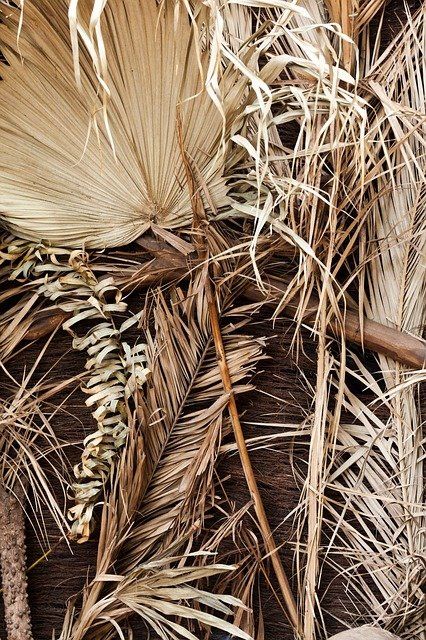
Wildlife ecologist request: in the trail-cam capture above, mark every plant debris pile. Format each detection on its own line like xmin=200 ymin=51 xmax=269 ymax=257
xmin=0 ymin=2 xmax=424 ymax=640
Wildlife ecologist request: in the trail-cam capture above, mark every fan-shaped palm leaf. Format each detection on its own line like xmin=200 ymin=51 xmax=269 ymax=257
xmin=0 ymin=0 xmax=249 ymax=247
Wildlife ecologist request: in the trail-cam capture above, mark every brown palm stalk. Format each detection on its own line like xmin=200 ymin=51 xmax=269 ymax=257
xmin=203 ymin=268 xmax=300 ymax=632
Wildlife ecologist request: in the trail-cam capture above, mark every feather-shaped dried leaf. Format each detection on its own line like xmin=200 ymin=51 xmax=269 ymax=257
xmin=60 ymin=274 xmax=265 ymax=639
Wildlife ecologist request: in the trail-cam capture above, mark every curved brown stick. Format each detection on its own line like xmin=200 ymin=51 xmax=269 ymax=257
xmin=23 ymin=246 xmax=426 ymax=369
xmin=245 ymin=275 xmax=426 ymax=369
xmin=0 ymin=484 xmax=33 ymax=640
xmin=342 ymin=313 xmax=426 ymax=370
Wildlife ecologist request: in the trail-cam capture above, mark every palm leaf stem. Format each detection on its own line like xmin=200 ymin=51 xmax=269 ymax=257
xmin=177 ymin=129 xmax=301 ymax=633
xmin=203 ymin=268 xmax=301 ymax=633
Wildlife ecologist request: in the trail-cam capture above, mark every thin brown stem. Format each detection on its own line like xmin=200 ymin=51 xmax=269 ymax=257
xmin=245 ymin=274 xmax=426 ymax=370
xmin=204 ymin=273 xmax=301 ymax=632
xmin=176 ymin=115 xmax=301 ymax=632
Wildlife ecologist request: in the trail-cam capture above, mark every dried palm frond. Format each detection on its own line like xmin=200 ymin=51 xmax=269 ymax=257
xmin=59 ymin=273 xmax=265 ymax=639
xmin=0 ymin=358 xmax=75 ymax=539
xmin=198 ymin=495 xmax=268 ymax=640
xmin=222 ymin=17 xmax=368 ymax=628
xmin=324 ymin=1 xmax=390 ymax=69
xmin=0 ymin=2 xmax=423 ymax=639
xmin=1 ymin=241 xmax=150 ymax=540
xmin=220 ymin=2 xmax=423 ymax=638
xmin=225 ymin=21 xmax=368 ymax=630
xmin=0 ymin=236 xmax=55 ymax=361
xmin=178 ymin=119 xmax=300 ymax=628
xmin=0 ymin=0 xmax=252 ymax=247
xmin=237 ymin=5 xmax=366 ymax=636
xmin=319 ymin=5 xmax=426 ymax=640
xmin=39 ymin=250 xmax=150 ymax=540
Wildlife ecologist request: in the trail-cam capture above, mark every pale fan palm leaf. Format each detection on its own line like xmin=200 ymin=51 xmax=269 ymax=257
xmin=0 ymin=0 xmax=250 ymax=247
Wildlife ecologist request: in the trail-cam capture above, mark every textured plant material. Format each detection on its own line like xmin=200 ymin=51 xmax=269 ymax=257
xmin=0 ymin=485 xmax=33 ymax=640
xmin=59 ymin=273 xmax=264 ymax=639
xmin=318 ymin=8 xmax=426 ymax=639
xmin=0 ymin=2 xmax=424 ymax=639
xmin=178 ymin=118 xmax=300 ymax=631
xmin=0 ymin=1 xmax=251 ymax=246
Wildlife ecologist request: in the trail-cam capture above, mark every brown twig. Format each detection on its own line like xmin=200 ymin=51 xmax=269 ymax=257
xmin=244 ymin=274 xmax=426 ymax=369
xmin=203 ymin=273 xmax=301 ymax=631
